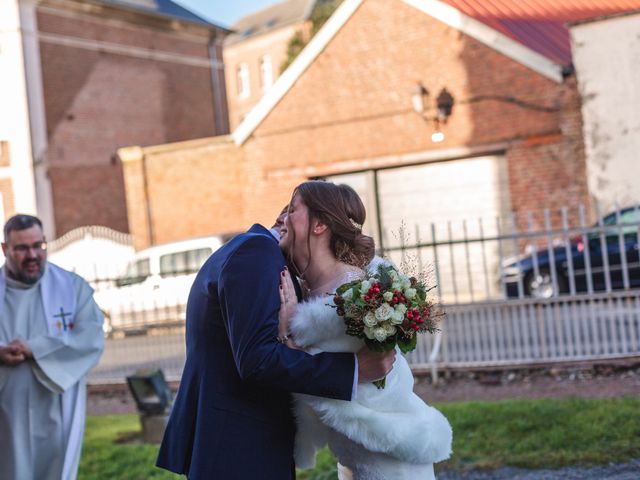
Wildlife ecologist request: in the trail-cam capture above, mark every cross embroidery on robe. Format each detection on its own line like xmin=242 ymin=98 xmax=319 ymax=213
xmin=53 ymin=307 xmax=74 ymax=331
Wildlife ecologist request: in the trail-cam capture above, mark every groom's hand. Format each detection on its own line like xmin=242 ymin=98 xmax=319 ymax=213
xmin=356 ymin=348 xmax=396 ymax=383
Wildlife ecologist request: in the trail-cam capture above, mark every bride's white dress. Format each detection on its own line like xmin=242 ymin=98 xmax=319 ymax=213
xmin=289 ymin=261 xmax=452 ymax=480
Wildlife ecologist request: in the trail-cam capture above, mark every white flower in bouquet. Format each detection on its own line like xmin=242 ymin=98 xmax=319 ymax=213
xmin=375 ymin=303 xmax=394 ymax=321
xmin=383 ymin=291 xmax=394 ymax=302
xmin=373 ymin=327 xmax=388 ymax=342
xmin=390 ymin=310 xmax=404 ymax=325
xmin=364 ymin=326 xmax=376 ymax=339
xmin=342 ymin=289 xmax=354 ymax=300
xmin=395 ymin=303 xmax=407 ymax=314
xmin=404 ymin=288 xmax=417 ymax=299
xmin=383 ymin=323 xmax=397 ymax=335
xmin=363 ymin=311 xmax=378 ymax=327
xmin=401 ymin=278 xmax=412 ymax=290
xmin=361 ymin=280 xmax=371 ymax=291
xmin=392 ymin=281 xmax=402 ymax=290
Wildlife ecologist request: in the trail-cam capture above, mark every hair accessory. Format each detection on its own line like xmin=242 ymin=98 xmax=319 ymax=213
xmin=349 ymin=218 xmax=362 ymax=231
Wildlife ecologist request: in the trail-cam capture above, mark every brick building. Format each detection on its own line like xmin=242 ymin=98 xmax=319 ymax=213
xmin=119 ymin=0 xmax=640 ymax=251
xmin=0 ymin=0 xmax=230 ymax=238
xmin=224 ymin=0 xmax=317 ymax=130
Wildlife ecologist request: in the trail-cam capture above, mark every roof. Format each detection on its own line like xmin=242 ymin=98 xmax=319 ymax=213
xmin=440 ymin=0 xmax=640 ymax=66
xmin=232 ymin=0 xmax=640 ymax=145
xmin=225 ymin=0 xmax=316 ymax=46
xmin=568 ymin=8 xmax=640 ymax=26
xmin=101 ymin=0 xmax=230 ymax=30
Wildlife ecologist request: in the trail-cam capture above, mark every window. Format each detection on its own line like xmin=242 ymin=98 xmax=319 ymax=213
xmin=237 ymin=63 xmax=250 ymax=98
xmin=117 ymin=258 xmax=150 ymax=286
xmin=160 ymin=248 xmax=212 ymax=277
xmin=260 ymin=55 xmax=273 ymax=91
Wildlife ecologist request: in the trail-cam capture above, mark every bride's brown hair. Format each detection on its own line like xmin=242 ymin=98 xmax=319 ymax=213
xmin=289 ymin=180 xmax=375 ymax=273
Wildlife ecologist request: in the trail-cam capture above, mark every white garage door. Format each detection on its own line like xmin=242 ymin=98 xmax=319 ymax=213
xmin=328 ymin=155 xmax=511 ymax=303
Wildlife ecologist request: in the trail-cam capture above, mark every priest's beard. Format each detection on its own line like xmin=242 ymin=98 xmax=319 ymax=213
xmin=7 ymin=259 xmax=44 ymax=285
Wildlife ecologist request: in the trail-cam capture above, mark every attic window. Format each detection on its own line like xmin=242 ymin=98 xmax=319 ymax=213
xmin=241 ymin=26 xmax=256 ymax=37
xmin=265 ymin=18 xmax=277 ymax=28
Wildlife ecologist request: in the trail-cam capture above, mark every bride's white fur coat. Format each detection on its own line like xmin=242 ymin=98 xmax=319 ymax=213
xmin=289 ymin=259 xmax=453 ymax=469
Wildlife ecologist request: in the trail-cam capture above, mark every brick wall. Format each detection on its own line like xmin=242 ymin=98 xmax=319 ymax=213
xmin=224 ymin=22 xmax=307 ymax=130
xmin=37 ymin=4 xmax=224 ymax=235
xmin=120 ymin=137 xmax=246 ymax=250
xmin=121 ymin=0 xmax=590 ymax=247
xmin=0 ymin=178 xmax=15 ymax=221
xmin=240 ymin=0 xmax=589 ymax=225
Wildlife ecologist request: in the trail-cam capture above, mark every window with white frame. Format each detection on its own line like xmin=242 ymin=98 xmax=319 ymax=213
xmin=260 ymin=54 xmax=273 ymax=91
xmin=236 ymin=63 xmax=250 ymax=98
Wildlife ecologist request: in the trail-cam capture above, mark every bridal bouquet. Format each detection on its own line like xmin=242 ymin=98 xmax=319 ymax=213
xmin=333 ymin=263 xmax=441 ymax=388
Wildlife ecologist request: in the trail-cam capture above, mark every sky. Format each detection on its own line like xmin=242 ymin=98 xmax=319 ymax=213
xmin=175 ymin=0 xmax=282 ymax=27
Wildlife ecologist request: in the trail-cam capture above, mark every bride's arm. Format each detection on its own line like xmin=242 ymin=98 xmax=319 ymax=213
xmin=278 ymin=268 xmax=302 ymax=350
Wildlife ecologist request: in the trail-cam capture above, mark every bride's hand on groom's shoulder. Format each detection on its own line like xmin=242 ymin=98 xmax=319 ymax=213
xmin=356 ymin=348 xmax=396 ymax=384
xmin=278 ymin=268 xmax=300 ymax=349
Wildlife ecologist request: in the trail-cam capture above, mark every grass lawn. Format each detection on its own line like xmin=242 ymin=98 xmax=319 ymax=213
xmin=79 ymin=396 xmax=640 ymax=479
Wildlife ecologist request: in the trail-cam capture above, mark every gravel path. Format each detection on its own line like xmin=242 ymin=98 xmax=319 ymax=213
xmin=437 ymin=458 xmax=640 ymax=479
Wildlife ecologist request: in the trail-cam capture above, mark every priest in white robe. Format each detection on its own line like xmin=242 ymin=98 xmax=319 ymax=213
xmin=0 ymin=214 xmax=104 ymax=480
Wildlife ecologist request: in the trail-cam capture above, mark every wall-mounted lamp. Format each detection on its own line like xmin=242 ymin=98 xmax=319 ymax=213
xmin=411 ymin=83 xmax=455 ymax=142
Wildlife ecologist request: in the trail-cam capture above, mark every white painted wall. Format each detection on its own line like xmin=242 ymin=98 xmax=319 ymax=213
xmin=571 ymin=13 xmax=640 ymax=210
xmin=0 ymin=0 xmax=54 ymax=237
xmin=47 ymin=228 xmax=135 ymax=280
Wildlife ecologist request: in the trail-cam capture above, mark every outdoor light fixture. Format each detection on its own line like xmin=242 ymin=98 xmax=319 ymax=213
xmin=411 ymin=83 xmax=455 ymax=142
xmin=431 ymin=131 xmax=445 ymax=143
xmin=411 ymin=83 xmax=429 ymax=114
xmin=435 ymin=88 xmax=454 ymax=123
xmin=126 ymin=369 xmax=173 ymax=416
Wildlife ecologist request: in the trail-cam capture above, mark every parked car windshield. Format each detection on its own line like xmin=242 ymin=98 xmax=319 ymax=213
xmin=116 ymin=258 xmax=151 ymax=286
xmin=601 ymin=208 xmax=640 ymax=226
xmin=159 ymin=247 xmax=212 ymax=277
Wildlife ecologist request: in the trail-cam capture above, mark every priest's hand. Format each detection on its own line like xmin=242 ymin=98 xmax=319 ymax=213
xmin=9 ymin=339 xmax=33 ymax=360
xmin=0 ymin=344 xmax=26 ymax=366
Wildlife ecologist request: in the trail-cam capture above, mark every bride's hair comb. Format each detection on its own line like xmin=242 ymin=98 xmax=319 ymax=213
xmin=349 ymin=218 xmax=362 ymax=231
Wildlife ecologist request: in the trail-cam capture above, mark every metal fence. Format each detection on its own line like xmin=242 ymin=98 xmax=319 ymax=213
xmin=383 ymin=203 xmax=640 ymax=375
xmin=87 ymin=203 xmax=640 ymax=384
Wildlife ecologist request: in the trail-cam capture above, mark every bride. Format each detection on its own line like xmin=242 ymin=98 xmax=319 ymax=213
xmin=277 ymin=180 xmax=452 ymax=480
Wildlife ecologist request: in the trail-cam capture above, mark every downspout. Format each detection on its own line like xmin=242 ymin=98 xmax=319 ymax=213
xmin=208 ymin=32 xmax=230 ymax=135
xmin=141 ymin=152 xmax=155 ymax=246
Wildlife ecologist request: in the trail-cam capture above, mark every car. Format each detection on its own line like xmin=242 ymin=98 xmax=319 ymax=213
xmin=502 ymin=207 xmax=640 ymax=298
xmin=94 ymin=235 xmax=223 ymax=334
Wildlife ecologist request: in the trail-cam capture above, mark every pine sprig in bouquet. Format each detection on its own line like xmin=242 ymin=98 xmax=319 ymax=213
xmin=333 ymin=263 xmax=442 ymax=388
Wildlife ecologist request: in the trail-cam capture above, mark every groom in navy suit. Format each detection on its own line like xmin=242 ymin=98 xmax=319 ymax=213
xmin=157 ymin=222 xmax=395 ymax=479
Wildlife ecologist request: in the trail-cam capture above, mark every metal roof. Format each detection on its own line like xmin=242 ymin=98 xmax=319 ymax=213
xmin=441 ymin=0 xmax=640 ymax=66
xmin=102 ymin=0 xmax=229 ymax=31
xmin=225 ymin=0 xmax=316 ymax=46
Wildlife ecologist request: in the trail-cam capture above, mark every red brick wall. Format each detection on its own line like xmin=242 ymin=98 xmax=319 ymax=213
xmin=37 ymin=6 xmax=223 ymax=235
xmin=120 ymin=138 xmax=247 ymax=250
xmin=0 ymin=179 xmax=16 ymax=220
xmin=122 ymin=0 xmax=590 ymax=246
xmin=238 ymin=0 xmax=589 ymax=226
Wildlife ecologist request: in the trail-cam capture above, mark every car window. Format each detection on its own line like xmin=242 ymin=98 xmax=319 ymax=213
xmin=116 ymin=258 xmax=150 ymax=286
xmin=618 ymin=209 xmax=640 ymax=225
xmin=160 ymin=248 xmax=212 ymax=277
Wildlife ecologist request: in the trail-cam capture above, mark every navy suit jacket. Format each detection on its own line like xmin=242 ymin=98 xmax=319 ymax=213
xmin=157 ymin=224 xmax=355 ymax=479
